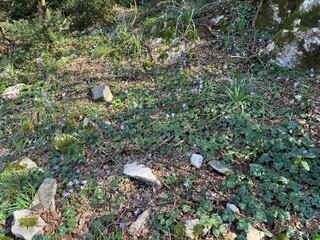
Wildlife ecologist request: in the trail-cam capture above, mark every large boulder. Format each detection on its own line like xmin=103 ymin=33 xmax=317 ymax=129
xmin=258 ymin=0 xmax=320 ymax=69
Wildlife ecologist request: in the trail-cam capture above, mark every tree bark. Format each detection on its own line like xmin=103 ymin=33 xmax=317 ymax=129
xmin=38 ymin=0 xmax=49 ymax=24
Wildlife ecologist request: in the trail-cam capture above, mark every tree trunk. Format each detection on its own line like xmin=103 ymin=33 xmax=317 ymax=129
xmin=38 ymin=0 xmax=49 ymax=24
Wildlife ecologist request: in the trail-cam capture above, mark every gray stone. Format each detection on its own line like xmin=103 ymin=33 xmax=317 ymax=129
xmin=19 ymin=157 xmax=38 ymax=169
xmin=247 ymin=224 xmax=265 ymax=240
xmin=11 ymin=209 xmax=46 ymax=240
xmin=124 ymin=161 xmax=161 ymax=186
xmin=30 ymin=178 xmax=57 ymax=211
xmin=190 ymin=154 xmax=204 ymax=168
xmin=1 ymin=84 xmax=26 ymax=100
xmin=226 ymin=203 xmax=240 ymax=214
xmin=257 ymin=0 xmax=320 ymax=69
xmin=208 ymin=160 xmax=234 ymax=175
xmin=91 ymin=84 xmax=113 ymax=102
xmin=185 ymin=219 xmax=201 ymax=240
xmin=83 ymin=117 xmax=98 ymax=130
xmin=128 ymin=209 xmax=151 ymax=236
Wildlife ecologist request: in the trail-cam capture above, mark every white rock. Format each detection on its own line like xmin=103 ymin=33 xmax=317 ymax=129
xmin=124 ymin=161 xmax=161 ymax=186
xmin=30 ymin=178 xmax=57 ymax=211
xmin=91 ymin=84 xmax=113 ymax=102
xmin=247 ymin=224 xmax=265 ymax=240
xmin=208 ymin=160 xmax=234 ymax=175
xmin=19 ymin=157 xmax=38 ymax=169
xmin=128 ymin=209 xmax=151 ymax=236
xmin=190 ymin=154 xmax=204 ymax=168
xmin=185 ymin=219 xmax=201 ymax=240
xmin=226 ymin=203 xmax=240 ymax=214
xmin=1 ymin=84 xmax=25 ymax=99
xmin=11 ymin=210 xmax=46 ymax=240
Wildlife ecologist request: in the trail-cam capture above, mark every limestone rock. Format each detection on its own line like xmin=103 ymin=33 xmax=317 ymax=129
xmin=30 ymin=178 xmax=57 ymax=211
xmin=226 ymin=203 xmax=240 ymax=214
xmin=128 ymin=209 xmax=151 ymax=236
xmin=18 ymin=157 xmax=38 ymax=169
xmin=83 ymin=117 xmax=98 ymax=131
xmin=247 ymin=224 xmax=265 ymax=240
xmin=174 ymin=219 xmax=201 ymax=240
xmin=257 ymin=0 xmax=320 ymax=69
xmin=124 ymin=161 xmax=161 ymax=186
xmin=208 ymin=160 xmax=234 ymax=175
xmin=11 ymin=210 xmax=46 ymax=240
xmin=52 ymin=133 xmax=79 ymax=153
xmin=185 ymin=219 xmax=201 ymax=239
xmin=190 ymin=154 xmax=204 ymax=169
xmin=91 ymin=84 xmax=113 ymax=102
xmin=1 ymin=84 xmax=26 ymax=100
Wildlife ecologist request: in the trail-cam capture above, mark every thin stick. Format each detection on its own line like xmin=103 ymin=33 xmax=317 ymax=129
xmin=251 ymin=0 xmax=264 ymax=51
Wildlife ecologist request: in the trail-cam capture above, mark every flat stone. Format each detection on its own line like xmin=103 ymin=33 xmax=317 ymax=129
xmin=11 ymin=209 xmax=46 ymax=240
xmin=1 ymin=84 xmax=25 ymax=99
xmin=128 ymin=209 xmax=151 ymax=236
xmin=19 ymin=157 xmax=38 ymax=169
xmin=208 ymin=160 xmax=234 ymax=175
xmin=30 ymin=178 xmax=57 ymax=211
xmin=190 ymin=154 xmax=204 ymax=168
xmin=91 ymin=84 xmax=113 ymax=102
xmin=226 ymin=203 xmax=240 ymax=214
xmin=124 ymin=161 xmax=161 ymax=186
xmin=247 ymin=224 xmax=265 ymax=240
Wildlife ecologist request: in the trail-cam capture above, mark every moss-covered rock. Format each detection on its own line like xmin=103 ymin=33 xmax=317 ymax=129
xmin=52 ymin=133 xmax=80 ymax=154
xmin=173 ymin=219 xmax=202 ymax=240
xmin=259 ymin=0 xmax=320 ymax=69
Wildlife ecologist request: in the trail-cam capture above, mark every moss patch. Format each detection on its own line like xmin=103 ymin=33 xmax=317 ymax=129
xmin=19 ymin=217 xmax=38 ymax=228
xmin=53 ymin=133 xmax=80 ymax=154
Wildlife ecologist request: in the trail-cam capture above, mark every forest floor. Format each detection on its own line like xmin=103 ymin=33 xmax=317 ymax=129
xmin=0 ymin=1 xmax=320 ymax=239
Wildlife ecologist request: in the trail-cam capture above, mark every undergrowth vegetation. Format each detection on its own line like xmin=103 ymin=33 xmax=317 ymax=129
xmin=0 ymin=0 xmax=319 ymax=239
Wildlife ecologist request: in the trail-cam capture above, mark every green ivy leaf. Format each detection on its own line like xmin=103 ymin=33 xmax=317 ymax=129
xmin=300 ymin=161 xmax=310 ymax=171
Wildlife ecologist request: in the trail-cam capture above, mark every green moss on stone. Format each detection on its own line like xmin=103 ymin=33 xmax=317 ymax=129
xmin=19 ymin=217 xmax=38 ymax=228
xmin=173 ymin=222 xmax=187 ymax=239
xmin=282 ymin=5 xmax=320 ymax=31
xmin=0 ymin=236 xmax=14 ymax=240
xmin=53 ymin=133 xmax=80 ymax=154
xmin=192 ymin=224 xmax=202 ymax=239
xmin=2 ymin=161 xmax=25 ymax=174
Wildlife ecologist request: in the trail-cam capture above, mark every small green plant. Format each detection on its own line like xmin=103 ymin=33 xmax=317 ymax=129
xmin=131 ymin=32 xmax=143 ymax=56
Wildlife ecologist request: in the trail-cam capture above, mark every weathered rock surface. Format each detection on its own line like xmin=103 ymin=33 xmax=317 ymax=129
xmin=124 ymin=161 xmax=161 ymax=186
xmin=258 ymin=0 xmax=320 ymax=69
xmin=30 ymin=178 xmax=57 ymax=211
xmin=52 ymin=133 xmax=79 ymax=153
xmin=18 ymin=157 xmax=38 ymax=169
xmin=83 ymin=117 xmax=98 ymax=130
xmin=91 ymin=84 xmax=113 ymax=102
xmin=226 ymin=203 xmax=240 ymax=214
xmin=190 ymin=154 xmax=204 ymax=168
xmin=208 ymin=160 xmax=234 ymax=175
xmin=128 ymin=209 xmax=151 ymax=236
xmin=246 ymin=224 xmax=265 ymax=240
xmin=1 ymin=84 xmax=26 ymax=100
xmin=185 ymin=219 xmax=201 ymax=240
xmin=11 ymin=210 xmax=46 ymax=240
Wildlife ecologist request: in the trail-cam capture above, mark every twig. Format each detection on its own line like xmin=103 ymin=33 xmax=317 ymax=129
xmin=149 ymin=135 xmax=174 ymax=153
xmin=230 ymin=54 xmax=266 ymax=68
xmin=251 ymin=0 xmax=264 ymax=51
xmin=0 ymin=25 xmax=12 ymax=43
